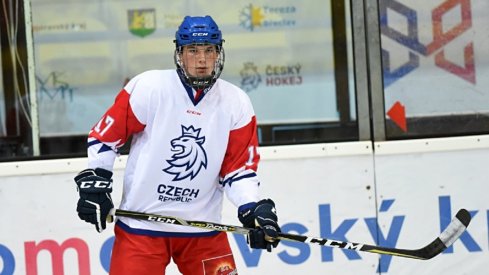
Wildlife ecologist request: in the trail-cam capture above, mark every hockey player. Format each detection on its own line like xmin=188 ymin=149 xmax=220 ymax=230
xmin=74 ymin=15 xmax=280 ymax=274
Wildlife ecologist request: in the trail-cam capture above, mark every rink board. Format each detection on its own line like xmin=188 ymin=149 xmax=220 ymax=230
xmin=0 ymin=137 xmax=488 ymax=274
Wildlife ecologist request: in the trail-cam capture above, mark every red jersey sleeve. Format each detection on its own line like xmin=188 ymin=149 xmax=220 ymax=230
xmin=219 ymin=116 xmax=260 ymax=178
xmin=88 ymin=89 xmax=146 ymax=150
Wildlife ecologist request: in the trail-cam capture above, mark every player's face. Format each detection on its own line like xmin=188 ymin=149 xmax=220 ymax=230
xmin=180 ymin=44 xmax=218 ymax=77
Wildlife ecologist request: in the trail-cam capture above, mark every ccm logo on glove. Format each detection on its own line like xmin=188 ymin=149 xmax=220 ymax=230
xmin=79 ymin=180 xmax=113 ymax=189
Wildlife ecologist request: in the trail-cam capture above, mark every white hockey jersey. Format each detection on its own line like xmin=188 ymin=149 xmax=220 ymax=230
xmin=87 ymin=70 xmax=260 ymax=235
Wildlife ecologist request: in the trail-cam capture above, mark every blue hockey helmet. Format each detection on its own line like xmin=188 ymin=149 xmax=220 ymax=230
xmin=174 ymin=15 xmax=225 ymax=90
xmin=175 ymin=15 xmax=223 ymax=47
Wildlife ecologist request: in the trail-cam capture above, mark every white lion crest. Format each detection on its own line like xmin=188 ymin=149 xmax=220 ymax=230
xmin=163 ymin=125 xmax=207 ymax=181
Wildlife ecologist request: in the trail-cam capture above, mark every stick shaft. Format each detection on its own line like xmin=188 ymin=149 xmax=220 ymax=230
xmin=112 ymin=208 xmax=470 ymax=260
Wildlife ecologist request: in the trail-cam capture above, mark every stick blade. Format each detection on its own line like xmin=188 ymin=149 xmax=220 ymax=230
xmin=363 ymin=208 xmax=472 ymax=260
xmin=419 ymin=208 xmax=471 ymax=260
xmin=455 ymin=208 xmax=471 ymax=227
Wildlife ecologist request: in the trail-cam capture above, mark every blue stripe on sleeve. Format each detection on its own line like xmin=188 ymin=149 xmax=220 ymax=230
xmin=220 ymin=172 xmax=257 ymax=187
xmin=98 ymin=144 xmax=113 ymax=153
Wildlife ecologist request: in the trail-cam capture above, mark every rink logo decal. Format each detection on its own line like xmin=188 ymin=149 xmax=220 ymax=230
xmin=380 ymin=0 xmax=475 ymax=87
xmin=127 ymin=9 xmax=156 ymax=38
xmin=37 ymin=72 xmax=76 ymax=101
xmin=240 ymin=62 xmax=303 ymax=92
xmin=33 ymin=22 xmax=86 ymax=33
xmin=240 ymin=62 xmax=262 ymax=92
xmin=239 ymin=4 xmax=297 ymax=31
xmin=163 ymin=125 xmax=208 ymax=181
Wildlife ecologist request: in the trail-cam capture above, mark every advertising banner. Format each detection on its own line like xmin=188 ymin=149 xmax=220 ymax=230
xmin=380 ymin=0 xmax=489 ymax=117
xmin=1 ymin=139 xmax=488 ymax=274
xmin=373 ymin=139 xmax=489 ymax=274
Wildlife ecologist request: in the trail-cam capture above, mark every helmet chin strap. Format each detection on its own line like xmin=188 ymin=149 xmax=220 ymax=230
xmin=187 ymin=74 xmax=215 ymax=90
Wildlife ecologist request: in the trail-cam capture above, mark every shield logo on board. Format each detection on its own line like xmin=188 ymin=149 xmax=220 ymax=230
xmin=127 ymin=9 xmax=156 ymax=38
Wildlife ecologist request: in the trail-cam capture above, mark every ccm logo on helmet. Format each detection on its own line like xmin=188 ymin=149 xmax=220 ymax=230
xmin=192 ymin=32 xmax=208 ymax=36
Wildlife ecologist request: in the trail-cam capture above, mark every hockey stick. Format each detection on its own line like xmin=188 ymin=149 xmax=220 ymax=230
xmin=110 ymin=208 xmax=471 ymax=260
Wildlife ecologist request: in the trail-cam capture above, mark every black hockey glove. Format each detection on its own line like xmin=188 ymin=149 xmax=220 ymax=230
xmin=238 ymin=199 xmax=281 ymax=252
xmin=74 ymin=168 xmax=114 ymax=233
